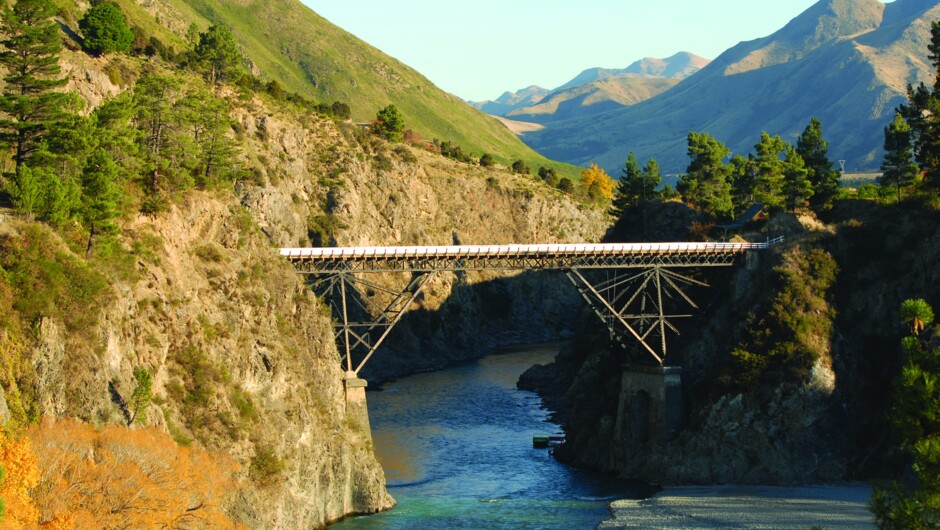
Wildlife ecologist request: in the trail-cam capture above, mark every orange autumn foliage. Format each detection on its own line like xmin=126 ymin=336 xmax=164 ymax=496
xmin=580 ymin=163 xmax=615 ymax=200
xmin=26 ymin=418 xmax=245 ymax=530
xmin=0 ymin=429 xmax=40 ymax=529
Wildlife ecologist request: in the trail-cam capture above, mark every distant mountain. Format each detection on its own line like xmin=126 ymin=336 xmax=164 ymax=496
xmin=520 ymin=0 xmax=940 ymax=173
xmin=505 ymin=77 xmax=681 ymax=124
xmin=469 ymin=85 xmax=550 ymax=116
xmin=554 ymin=52 xmax=709 ymax=91
xmin=471 ymin=52 xmax=707 ymax=119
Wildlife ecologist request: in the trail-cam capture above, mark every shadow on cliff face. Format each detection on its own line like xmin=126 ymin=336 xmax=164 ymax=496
xmin=353 ymin=268 xmax=583 ymax=383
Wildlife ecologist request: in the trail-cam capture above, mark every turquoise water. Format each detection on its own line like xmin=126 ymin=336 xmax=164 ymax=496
xmin=331 ymin=345 xmax=649 ymax=529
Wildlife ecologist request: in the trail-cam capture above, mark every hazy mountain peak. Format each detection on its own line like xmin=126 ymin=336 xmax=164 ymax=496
xmin=555 ymin=52 xmax=708 ymax=91
xmin=495 ymin=85 xmax=549 ymax=105
xmin=469 ymin=85 xmax=550 ymax=116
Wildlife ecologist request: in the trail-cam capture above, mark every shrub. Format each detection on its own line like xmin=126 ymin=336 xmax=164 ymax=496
xmin=722 ymin=247 xmax=839 ymax=392
xmin=249 ymin=445 xmax=284 ymax=486
xmin=479 ymin=153 xmax=495 ymax=167
xmin=27 ymin=418 xmax=242 ymax=528
xmin=372 ymin=104 xmax=404 ymax=142
xmin=79 ymin=2 xmax=134 ymax=56
xmin=393 ymin=145 xmax=417 ymax=164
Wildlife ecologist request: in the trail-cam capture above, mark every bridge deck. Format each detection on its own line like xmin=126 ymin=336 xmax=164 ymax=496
xmin=280 ymin=240 xmax=779 ymax=273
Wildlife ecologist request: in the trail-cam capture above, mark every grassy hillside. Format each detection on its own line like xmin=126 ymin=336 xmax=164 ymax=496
xmin=154 ymin=0 xmax=579 ymax=177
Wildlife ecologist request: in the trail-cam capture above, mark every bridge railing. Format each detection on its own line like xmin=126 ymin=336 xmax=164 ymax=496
xmin=280 ymin=240 xmax=775 ymax=262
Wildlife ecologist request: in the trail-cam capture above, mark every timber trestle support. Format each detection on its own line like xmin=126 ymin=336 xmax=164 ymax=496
xmin=283 ymin=239 xmax=783 ymax=372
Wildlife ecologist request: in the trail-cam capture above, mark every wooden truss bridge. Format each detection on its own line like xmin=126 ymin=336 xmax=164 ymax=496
xmin=280 ymin=239 xmax=782 ymax=375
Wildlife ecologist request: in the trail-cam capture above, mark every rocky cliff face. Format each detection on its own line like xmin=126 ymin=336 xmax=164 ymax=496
xmin=11 ymin=195 xmax=393 ymax=528
xmin=16 ymin=42 xmax=608 ymax=528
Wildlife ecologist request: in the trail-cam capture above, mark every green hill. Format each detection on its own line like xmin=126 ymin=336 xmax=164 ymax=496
xmin=140 ymin=0 xmax=577 ymax=176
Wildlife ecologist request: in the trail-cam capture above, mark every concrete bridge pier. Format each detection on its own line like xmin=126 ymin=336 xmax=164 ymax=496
xmin=344 ymin=371 xmax=373 ymax=442
xmin=615 ymin=365 xmax=684 ymax=444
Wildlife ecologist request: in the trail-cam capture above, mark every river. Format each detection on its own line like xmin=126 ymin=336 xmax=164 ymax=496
xmin=330 ymin=344 xmax=650 ymax=529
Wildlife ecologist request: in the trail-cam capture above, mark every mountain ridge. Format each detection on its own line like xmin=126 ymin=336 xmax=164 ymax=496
xmin=469 ymin=52 xmax=707 ymax=118
xmin=520 ymin=0 xmax=940 ymax=174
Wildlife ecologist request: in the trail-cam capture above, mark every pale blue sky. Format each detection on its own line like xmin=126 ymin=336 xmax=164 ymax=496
xmin=303 ymin=1 xmax=887 ymax=101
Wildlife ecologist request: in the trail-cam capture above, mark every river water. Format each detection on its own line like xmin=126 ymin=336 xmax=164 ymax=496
xmin=330 ymin=344 xmax=649 ymax=529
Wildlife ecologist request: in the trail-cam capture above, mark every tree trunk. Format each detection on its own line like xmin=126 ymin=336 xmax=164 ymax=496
xmin=85 ymin=225 xmax=95 ymax=259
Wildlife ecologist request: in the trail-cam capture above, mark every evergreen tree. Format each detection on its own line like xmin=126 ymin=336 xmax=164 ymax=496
xmin=642 ymin=158 xmax=662 ymax=201
xmin=178 ymin=87 xmax=238 ymax=186
xmin=79 ymin=2 xmax=134 ymax=56
xmin=871 ymin=299 xmax=940 ymax=528
xmin=781 ymin=145 xmax=813 ymax=211
xmin=898 ymin=22 xmax=940 ymax=190
xmin=611 ymin=152 xmax=643 ymax=216
xmin=9 ymin=163 xmax=78 ymax=223
xmin=729 ymin=153 xmax=755 ymax=218
xmin=193 ymin=24 xmax=242 ymax=86
xmin=796 ymin=117 xmax=840 ymax=210
xmin=752 ymin=131 xmax=787 ymax=209
xmin=372 ymin=104 xmax=405 ymax=143
xmin=537 ymin=165 xmax=557 ymax=185
xmin=79 ymin=149 xmax=121 ymax=256
xmin=880 ymin=112 xmax=919 ymax=202
xmin=679 ymin=131 xmax=732 ymax=220
xmin=133 ymin=73 xmax=193 ymax=204
xmin=0 ymin=0 xmax=72 ymax=172
xmin=612 ymin=152 xmax=662 ymax=217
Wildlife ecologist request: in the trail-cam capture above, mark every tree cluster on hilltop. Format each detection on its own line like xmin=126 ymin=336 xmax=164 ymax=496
xmin=607 ymin=116 xmax=839 ymax=223
xmin=0 ymin=0 xmax=358 ymax=256
xmin=879 ymin=21 xmax=940 ymax=202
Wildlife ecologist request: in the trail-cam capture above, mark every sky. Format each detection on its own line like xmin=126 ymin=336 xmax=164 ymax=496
xmin=302 ymin=0 xmax=840 ymax=101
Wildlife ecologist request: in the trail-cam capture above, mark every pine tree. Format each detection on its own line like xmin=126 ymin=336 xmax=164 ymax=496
xmin=178 ymin=87 xmax=239 ymax=186
xmin=642 ymin=158 xmax=661 ymax=201
xmin=0 ymin=0 xmax=72 ymax=172
xmin=679 ymin=131 xmax=732 ymax=220
xmin=193 ymin=24 xmax=243 ymax=86
xmin=796 ymin=117 xmax=840 ymax=211
xmin=729 ymin=153 xmax=755 ymax=218
xmin=133 ymin=73 xmax=185 ymax=197
xmin=898 ymin=22 xmax=940 ymax=190
xmin=880 ymin=112 xmax=919 ymax=202
xmin=373 ymin=104 xmax=405 ymax=142
xmin=752 ymin=131 xmax=787 ymax=209
xmin=871 ymin=300 xmax=940 ymax=528
xmin=80 ymin=148 xmax=121 ymax=256
xmin=611 ymin=152 xmax=643 ymax=216
xmin=781 ymin=145 xmax=813 ymax=211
